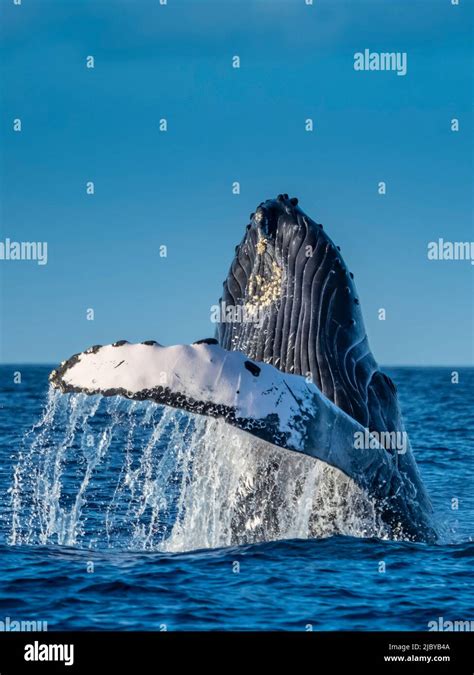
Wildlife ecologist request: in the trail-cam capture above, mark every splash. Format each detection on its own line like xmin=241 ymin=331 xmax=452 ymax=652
xmin=9 ymin=389 xmax=387 ymax=551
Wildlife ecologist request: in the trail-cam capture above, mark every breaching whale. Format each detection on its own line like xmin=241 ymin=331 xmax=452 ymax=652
xmin=49 ymin=195 xmax=436 ymax=543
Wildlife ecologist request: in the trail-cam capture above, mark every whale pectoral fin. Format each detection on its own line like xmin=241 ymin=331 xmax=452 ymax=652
xmin=49 ymin=340 xmax=382 ymax=475
xmin=49 ymin=340 xmax=435 ymax=542
xmin=49 ymin=341 xmax=317 ymax=451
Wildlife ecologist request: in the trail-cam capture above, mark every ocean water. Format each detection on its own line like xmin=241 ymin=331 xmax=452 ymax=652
xmin=0 ymin=365 xmax=472 ymax=631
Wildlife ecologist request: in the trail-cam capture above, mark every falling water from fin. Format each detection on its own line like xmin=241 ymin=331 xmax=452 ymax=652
xmin=9 ymin=388 xmax=388 ymax=551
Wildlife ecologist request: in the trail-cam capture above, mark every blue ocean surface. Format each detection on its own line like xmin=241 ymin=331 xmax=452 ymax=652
xmin=0 ymin=365 xmax=472 ymax=631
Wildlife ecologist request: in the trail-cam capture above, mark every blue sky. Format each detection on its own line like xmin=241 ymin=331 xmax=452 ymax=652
xmin=0 ymin=0 xmax=472 ymax=365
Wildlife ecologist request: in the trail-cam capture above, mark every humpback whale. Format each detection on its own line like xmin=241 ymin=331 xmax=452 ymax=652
xmin=49 ymin=195 xmax=436 ymax=543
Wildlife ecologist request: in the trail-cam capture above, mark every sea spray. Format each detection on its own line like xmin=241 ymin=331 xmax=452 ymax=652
xmin=10 ymin=389 xmax=388 ymax=550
